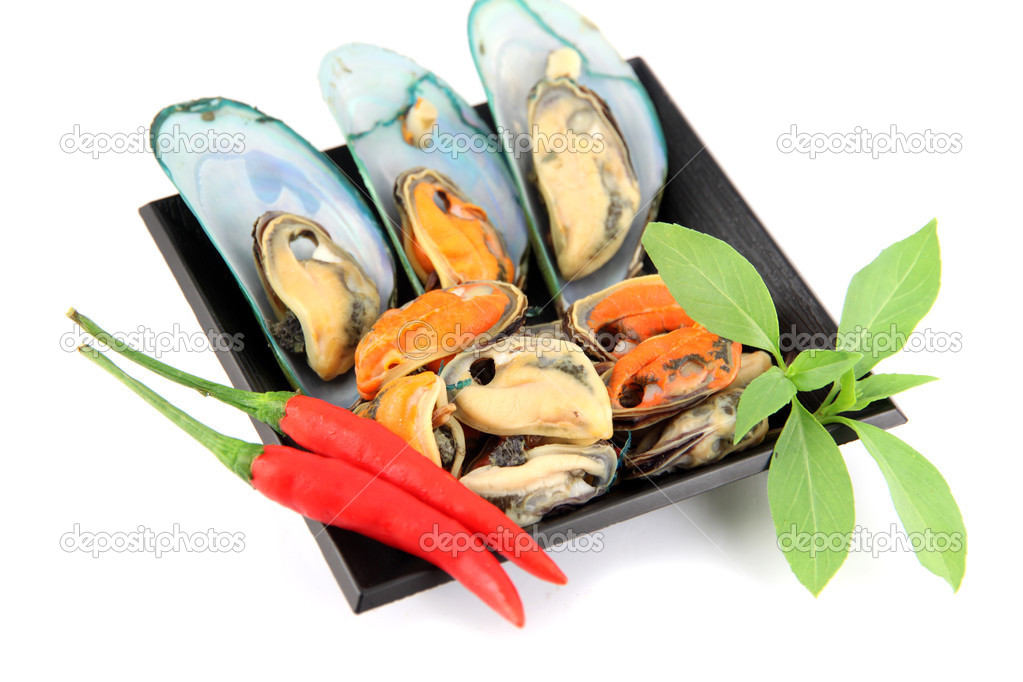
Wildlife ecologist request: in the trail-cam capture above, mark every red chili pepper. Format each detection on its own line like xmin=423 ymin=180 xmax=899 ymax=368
xmin=77 ymin=344 xmax=524 ymax=626
xmin=69 ymin=310 xmax=567 ymax=586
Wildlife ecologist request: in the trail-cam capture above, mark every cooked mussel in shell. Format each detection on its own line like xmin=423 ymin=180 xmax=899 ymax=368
xmin=606 ymin=326 xmax=741 ymax=430
xmin=354 ymin=372 xmax=466 ymax=477
xmin=621 ymin=350 xmax=774 ymax=477
xmin=394 ymin=167 xmax=514 ymax=288
xmin=622 ymin=387 xmax=768 ymax=478
xmin=565 ymin=274 xmax=696 ymax=360
xmin=252 ymin=212 xmax=381 ymax=382
xmin=459 ymin=439 xmax=618 ymax=525
xmin=528 ymin=48 xmax=641 ymax=281
xmin=354 ymin=280 xmax=527 ymax=400
xmin=440 ymin=335 xmax=613 ymax=444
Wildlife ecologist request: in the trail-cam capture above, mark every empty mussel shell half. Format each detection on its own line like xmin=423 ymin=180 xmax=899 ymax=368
xmin=440 ymin=334 xmax=613 ymax=443
xmin=150 ymin=97 xmax=396 ymax=408
xmin=458 ymin=439 xmax=618 ymax=525
xmin=469 ymin=0 xmax=667 ymax=310
xmin=354 ymin=280 xmax=527 ymax=400
xmin=319 ymin=43 xmax=530 ymax=292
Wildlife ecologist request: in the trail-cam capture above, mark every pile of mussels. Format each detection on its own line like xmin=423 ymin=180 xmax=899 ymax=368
xmin=150 ymin=0 xmax=769 ymax=525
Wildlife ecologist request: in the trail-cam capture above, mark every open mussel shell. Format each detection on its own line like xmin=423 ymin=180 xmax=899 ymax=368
xmin=621 ymin=350 xmax=774 ymax=477
xmin=458 ymin=439 xmax=618 ymax=525
xmin=394 ymin=168 xmax=514 ymax=288
xmin=565 ymin=274 xmax=697 ymax=361
xmin=354 ymin=280 xmax=527 ymax=400
xmin=469 ymin=0 xmax=667 ymax=311
xmin=319 ymin=43 xmax=530 ymax=292
xmin=440 ymin=334 xmax=613 ymax=443
xmin=151 ymin=98 xmax=396 ymax=408
xmin=605 ymin=327 xmax=742 ymax=430
xmin=623 ymin=387 xmax=769 ymax=478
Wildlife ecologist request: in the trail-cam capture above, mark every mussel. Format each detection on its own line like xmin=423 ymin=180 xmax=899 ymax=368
xmin=355 ymin=281 xmax=527 ymax=400
xmin=252 ymin=212 xmax=381 ymax=382
xmin=354 ymin=372 xmax=467 ymax=477
xmin=151 ymin=97 xmax=396 ymax=408
xmin=469 ymin=0 xmax=667 ymax=309
xmin=735 ymin=350 xmax=772 ymax=388
xmin=394 ymin=168 xmax=514 ymax=288
xmin=528 ymin=47 xmax=641 ymax=281
xmin=319 ymin=44 xmax=530 ymax=292
xmin=565 ymin=274 xmax=696 ymax=360
xmin=606 ymin=327 xmax=741 ymax=430
xmin=458 ymin=439 xmax=618 ymax=525
xmin=440 ymin=334 xmax=613 ymax=444
xmin=621 ymin=350 xmax=774 ymax=477
xmin=622 ymin=388 xmax=768 ymax=478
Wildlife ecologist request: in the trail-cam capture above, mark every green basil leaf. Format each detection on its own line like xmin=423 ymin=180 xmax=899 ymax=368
xmin=837 ymin=219 xmax=941 ymax=377
xmin=733 ymin=367 xmax=796 ymax=445
xmin=768 ymin=400 xmax=855 ymax=596
xmin=825 ymin=368 xmax=858 ymax=416
xmin=849 ymin=373 xmax=939 ymax=412
xmin=786 ymin=349 xmax=862 ymax=392
xmin=643 ymin=222 xmax=780 ymax=357
xmin=832 ymin=418 xmax=966 ymax=591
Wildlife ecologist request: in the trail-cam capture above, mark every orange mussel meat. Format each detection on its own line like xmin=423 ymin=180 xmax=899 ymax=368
xmin=395 ymin=168 xmax=514 ymax=289
xmin=355 ymin=371 xmax=466 ymax=477
xmin=354 ymin=281 xmax=526 ymax=400
xmin=566 ymin=275 xmax=695 ymax=360
xmin=606 ymin=326 xmax=741 ymax=427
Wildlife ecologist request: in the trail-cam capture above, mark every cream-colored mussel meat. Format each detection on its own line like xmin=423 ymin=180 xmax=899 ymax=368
xmin=528 ymin=47 xmax=641 ymax=281
xmin=253 ymin=212 xmax=381 ymax=381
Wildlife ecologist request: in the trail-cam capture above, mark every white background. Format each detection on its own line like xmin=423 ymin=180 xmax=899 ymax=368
xmin=5 ymin=0 xmax=1020 ymax=678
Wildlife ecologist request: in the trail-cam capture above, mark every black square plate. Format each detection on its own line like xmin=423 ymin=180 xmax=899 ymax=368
xmin=139 ymin=58 xmax=906 ymax=613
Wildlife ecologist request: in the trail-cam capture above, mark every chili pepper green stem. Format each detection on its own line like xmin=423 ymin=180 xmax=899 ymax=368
xmin=78 ymin=344 xmax=261 ymax=482
xmin=68 ymin=308 xmax=294 ymax=429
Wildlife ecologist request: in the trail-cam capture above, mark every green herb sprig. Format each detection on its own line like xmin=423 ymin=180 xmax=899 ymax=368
xmin=643 ymin=219 xmax=965 ymax=595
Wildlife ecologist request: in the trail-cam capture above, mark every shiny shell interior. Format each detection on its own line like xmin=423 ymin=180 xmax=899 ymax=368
xmin=469 ymin=0 xmax=667 ymax=311
xmin=319 ymin=43 xmax=530 ymax=292
xmin=151 ymin=97 xmax=396 ymax=408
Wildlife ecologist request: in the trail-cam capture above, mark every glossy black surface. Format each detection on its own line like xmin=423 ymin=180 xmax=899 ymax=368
xmin=139 ymin=58 xmax=906 ymax=613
